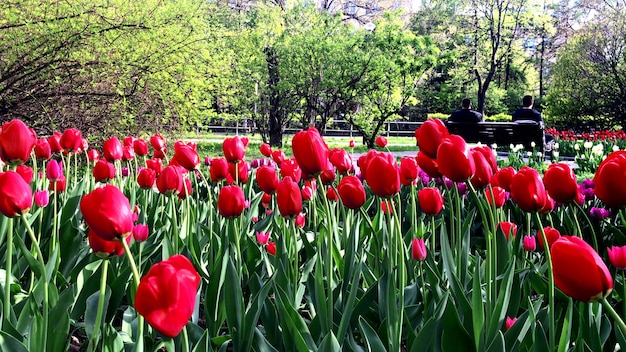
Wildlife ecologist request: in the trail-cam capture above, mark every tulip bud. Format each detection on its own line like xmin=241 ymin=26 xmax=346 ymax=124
xmin=375 ymin=136 xmax=388 ymax=148
xmin=0 ymin=119 xmax=37 ymax=165
xmin=34 ymin=190 xmax=50 ymax=207
xmin=217 ymin=185 xmax=245 ymax=218
xmin=411 ymin=238 xmax=427 ymax=261
xmin=256 ymin=232 xmax=270 ymax=245
xmin=498 ymin=221 xmax=517 ymax=240
xmin=523 ymin=236 xmax=536 ymax=252
xmin=505 ymin=316 xmax=517 ymax=330
xmin=79 ymin=184 xmax=133 ymax=240
xmin=132 ymin=224 xmax=149 ymax=242
xmin=266 ymin=242 xmax=277 ymax=256
xmin=607 ymin=246 xmax=626 ymax=270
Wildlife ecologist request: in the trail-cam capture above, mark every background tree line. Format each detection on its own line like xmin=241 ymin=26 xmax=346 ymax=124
xmin=0 ymin=0 xmax=624 ymax=146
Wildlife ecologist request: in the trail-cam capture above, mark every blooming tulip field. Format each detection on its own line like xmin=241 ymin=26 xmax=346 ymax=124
xmin=2 ymin=118 xmax=626 ymax=352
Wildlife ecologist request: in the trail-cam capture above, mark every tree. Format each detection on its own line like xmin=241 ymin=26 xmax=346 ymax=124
xmin=0 ymin=0 xmax=218 ymax=138
xmin=347 ymin=14 xmax=439 ymax=147
xmin=545 ymin=5 xmax=626 ymax=130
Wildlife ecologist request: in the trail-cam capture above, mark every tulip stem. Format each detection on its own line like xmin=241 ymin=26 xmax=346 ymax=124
xmin=3 ymin=218 xmax=13 ymax=330
xmin=573 ymin=201 xmax=597 ymax=251
xmin=20 ymin=214 xmax=48 ymax=352
xmin=535 ymin=212 xmax=555 ymax=352
xmin=121 ymin=238 xmax=144 ymax=352
xmin=88 ymin=259 xmax=109 ymax=352
xmin=601 ymin=297 xmax=626 ymax=337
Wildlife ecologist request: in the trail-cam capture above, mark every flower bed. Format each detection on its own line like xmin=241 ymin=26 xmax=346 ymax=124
xmin=1 ymin=119 xmax=626 ymax=351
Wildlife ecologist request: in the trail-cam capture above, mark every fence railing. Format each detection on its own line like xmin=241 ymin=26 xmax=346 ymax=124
xmin=198 ymin=119 xmax=424 ymax=138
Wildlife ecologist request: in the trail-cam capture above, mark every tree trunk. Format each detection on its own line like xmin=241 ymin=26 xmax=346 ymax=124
xmin=265 ymin=46 xmax=283 ymax=148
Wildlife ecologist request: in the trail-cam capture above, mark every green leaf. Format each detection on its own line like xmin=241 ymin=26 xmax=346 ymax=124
xmin=223 ymin=256 xmax=243 ymax=348
xmin=358 ymin=316 xmax=387 ymax=352
xmin=471 ymin=256 xmax=485 ymax=351
xmin=557 ymin=298 xmax=573 ymax=352
xmin=485 ymin=331 xmax=505 ymax=352
xmin=410 ymin=318 xmax=439 ymax=352
xmin=241 ymin=276 xmax=273 ymax=352
xmin=274 ymin=284 xmax=317 ymax=352
xmin=85 ymin=286 xmax=111 ymax=340
xmin=441 ymin=298 xmax=474 ymax=352
xmin=0 ymin=330 xmax=28 ymax=352
xmin=319 ymin=331 xmax=341 ymax=352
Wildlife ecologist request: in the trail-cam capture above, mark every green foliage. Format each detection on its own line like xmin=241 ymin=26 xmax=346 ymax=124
xmin=545 ymin=7 xmax=626 ymax=130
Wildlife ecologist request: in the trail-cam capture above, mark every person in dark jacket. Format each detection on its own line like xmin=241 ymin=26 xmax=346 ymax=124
xmin=448 ymin=98 xmax=483 ymax=123
xmin=512 ymin=95 xmax=543 ymax=124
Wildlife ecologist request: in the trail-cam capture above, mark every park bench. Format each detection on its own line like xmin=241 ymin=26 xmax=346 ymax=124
xmin=421 ymin=121 xmax=546 ymax=152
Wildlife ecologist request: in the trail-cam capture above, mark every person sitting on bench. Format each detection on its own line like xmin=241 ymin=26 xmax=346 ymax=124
xmin=448 ymin=98 xmax=483 ymax=123
xmin=512 ymin=95 xmax=543 ymax=125
xmin=512 ymin=95 xmax=554 ymax=150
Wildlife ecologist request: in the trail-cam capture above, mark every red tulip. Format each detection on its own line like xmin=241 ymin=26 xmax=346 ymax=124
xmin=178 ymin=177 xmax=193 ymax=200
xmin=266 ymin=242 xmax=277 ymax=256
xmin=399 ymin=157 xmax=419 ymax=186
xmin=48 ymin=176 xmax=66 ymax=193
xmin=485 ymin=186 xmax=506 ymax=208
xmin=510 ymin=166 xmax=547 ymax=212
xmin=319 ymin=167 xmax=336 ymax=185
xmin=133 ymin=139 xmax=149 ymax=156
xmin=329 ymin=148 xmax=353 ymax=175
xmin=415 ymin=119 xmax=449 ymax=158
xmin=0 ymin=119 xmax=37 ymax=165
xmin=551 ymin=236 xmax=613 ymax=302
xmin=87 ymin=149 xmax=100 ymax=161
xmin=337 ymin=176 xmax=366 ymax=209
xmin=218 ymin=185 xmax=245 ymax=218
xmin=607 ymin=246 xmax=626 ymax=270
xmin=60 ymin=128 xmax=82 ymax=154
xmin=101 ymin=137 xmax=123 ymax=162
xmin=146 ymin=158 xmax=163 ymax=175
xmin=135 ymin=255 xmax=201 ymax=338
xmin=537 ymin=226 xmax=561 ymax=250
xmin=137 ymin=168 xmax=156 ymax=189
xmin=80 ymin=184 xmax=133 ymax=240
xmin=256 ymin=232 xmax=270 ymax=245
xmin=46 ymin=159 xmax=63 ymax=181
xmin=92 ymin=159 xmax=116 ymax=183
xmin=34 ymin=138 xmax=51 ymax=160
xmin=16 ymin=165 xmax=33 ymax=184
xmin=277 ymin=176 xmax=302 ymax=217
xmin=411 ymin=238 xmax=427 ymax=261
xmin=209 ymin=157 xmax=229 ymax=182
xmin=156 ymin=165 xmax=185 ymax=196
xmin=416 ymin=151 xmax=441 ymax=178
xmin=543 ymin=163 xmax=579 ymax=203
xmin=326 ymin=187 xmax=338 ymax=201
xmin=523 ymin=236 xmax=536 ymax=251
xmin=437 ymin=135 xmax=475 ymax=182
xmin=173 ymin=143 xmax=200 ymax=170
xmin=593 ymin=151 xmax=626 ymax=208
xmin=256 ymin=166 xmax=279 ymax=194
xmin=490 ymin=166 xmax=516 ymax=192
xmin=88 ymin=229 xmax=130 ymax=258
xmin=48 ymin=132 xmax=62 ymax=153
xmin=122 ymin=146 xmax=135 ymax=161
xmin=292 ymin=127 xmax=329 ymax=176
xmin=295 ymin=213 xmax=306 ymax=227
xmin=222 ymin=136 xmax=246 ymax=163
xmin=418 ymin=187 xmax=444 ymax=215
xmin=365 ymin=152 xmax=400 ymax=198
xmin=132 ymin=224 xmax=150 ymax=242
xmin=272 ymin=150 xmax=285 ymax=165
xmin=260 ymin=143 xmax=272 ymax=157
xmin=498 ymin=221 xmax=517 ymax=239
xmin=469 ymin=147 xmax=496 ymax=188
xmin=228 ymin=161 xmax=249 ymax=184
xmin=349 ymin=140 xmax=355 ymax=148
xmin=0 ymin=170 xmax=33 ymax=217
xmin=149 ymin=134 xmax=166 ymax=151
xmin=280 ymin=158 xmax=302 ymax=183
xmin=375 ymin=136 xmax=388 ymax=148
xmin=505 ymin=317 xmax=517 ymax=330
